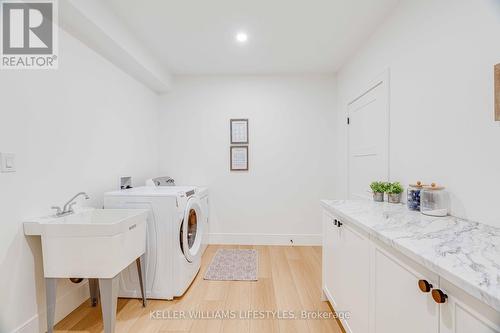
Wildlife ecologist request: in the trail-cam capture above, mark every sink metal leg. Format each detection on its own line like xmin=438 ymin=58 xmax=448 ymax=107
xmin=99 ymin=275 xmax=119 ymax=333
xmin=88 ymin=278 xmax=99 ymax=307
xmin=45 ymin=278 xmax=57 ymax=333
xmin=136 ymin=254 xmax=147 ymax=307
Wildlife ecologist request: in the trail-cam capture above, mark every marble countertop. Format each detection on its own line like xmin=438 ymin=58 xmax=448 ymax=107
xmin=321 ymin=199 xmax=500 ymax=312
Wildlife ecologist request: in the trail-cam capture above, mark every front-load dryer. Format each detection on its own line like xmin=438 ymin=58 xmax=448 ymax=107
xmin=104 ymin=186 xmax=206 ymax=300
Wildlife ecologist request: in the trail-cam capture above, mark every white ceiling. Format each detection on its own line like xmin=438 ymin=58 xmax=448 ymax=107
xmin=104 ymin=0 xmax=399 ymax=75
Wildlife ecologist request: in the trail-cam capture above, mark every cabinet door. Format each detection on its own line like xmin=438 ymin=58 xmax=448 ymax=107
xmin=440 ymin=278 xmax=500 ymax=333
xmin=322 ymin=211 xmax=338 ymax=303
xmin=336 ymin=222 xmax=370 ymax=333
xmin=373 ymin=244 xmax=439 ymax=333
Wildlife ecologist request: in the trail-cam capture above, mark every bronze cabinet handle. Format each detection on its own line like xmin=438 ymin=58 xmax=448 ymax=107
xmin=418 ymin=280 xmax=433 ymax=293
xmin=431 ymin=289 xmax=448 ymax=304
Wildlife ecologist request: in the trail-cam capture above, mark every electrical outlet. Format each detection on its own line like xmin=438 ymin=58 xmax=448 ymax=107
xmin=0 ymin=153 xmax=16 ymax=173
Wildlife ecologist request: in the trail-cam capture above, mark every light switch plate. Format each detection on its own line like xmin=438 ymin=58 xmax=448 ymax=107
xmin=0 ymin=153 xmax=16 ymax=172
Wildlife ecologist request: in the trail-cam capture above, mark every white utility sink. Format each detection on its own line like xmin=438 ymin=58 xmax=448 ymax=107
xmin=24 ymin=208 xmax=148 ymax=278
xmin=24 ymin=207 xmax=148 ymax=333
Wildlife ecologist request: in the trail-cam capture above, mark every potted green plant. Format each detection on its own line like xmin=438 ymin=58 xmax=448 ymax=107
xmin=386 ymin=182 xmax=404 ymax=204
xmin=370 ymin=181 xmax=387 ymax=202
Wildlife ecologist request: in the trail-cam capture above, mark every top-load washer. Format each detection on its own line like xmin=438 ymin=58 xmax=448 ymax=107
xmin=104 ymin=183 xmax=208 ymax=300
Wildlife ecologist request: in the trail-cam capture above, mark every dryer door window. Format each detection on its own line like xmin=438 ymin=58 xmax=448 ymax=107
xmin=187 ymin=209 xmax=197 ymax=248
xmin=180 ymin=197 xmax=203 ymax=263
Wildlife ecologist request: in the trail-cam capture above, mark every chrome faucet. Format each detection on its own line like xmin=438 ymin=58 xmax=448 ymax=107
xmin=51 ymin=192 xmax=90 ymax=217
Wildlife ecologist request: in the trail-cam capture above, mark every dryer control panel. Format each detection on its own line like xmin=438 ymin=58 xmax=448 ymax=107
xmin=146 ymin=176 xmax=176 ymax=187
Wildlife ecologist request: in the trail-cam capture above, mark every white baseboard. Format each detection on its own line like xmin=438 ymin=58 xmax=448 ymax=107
xmin=11 ymin=280 xmax=90 ymax=333
xmin=208 ymin=233 xmax=321 ymax=246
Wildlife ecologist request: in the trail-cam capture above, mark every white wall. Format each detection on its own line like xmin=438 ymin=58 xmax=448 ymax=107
xmin=0 ymin=29 xmax=160 ymax=333
xmin=159 ymin=76 xmax=336 ymax=245
xmin=335 ymin=0 xmax=500 ymax=226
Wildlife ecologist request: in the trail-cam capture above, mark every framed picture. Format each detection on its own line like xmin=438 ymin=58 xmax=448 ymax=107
xmin=230 ymin=146 xmax=249 ymax=171
xmin=230 ymin=119 xmax=249 ymax=144
xmin=495 ymin=64 xmax=500 ymax=121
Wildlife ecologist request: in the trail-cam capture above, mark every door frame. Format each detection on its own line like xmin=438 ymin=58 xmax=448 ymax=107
xmin=346 ymin=69 xmax=391 ymax=199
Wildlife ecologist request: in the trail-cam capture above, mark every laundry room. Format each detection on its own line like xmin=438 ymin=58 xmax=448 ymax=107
xmin=1 ymin=1 xmax=500 ymax=333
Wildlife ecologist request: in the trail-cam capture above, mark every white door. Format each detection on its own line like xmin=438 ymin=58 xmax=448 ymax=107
xmin=347 ymin=71 xmax=390 ymax=199
xmin=373 ymin=245 xmax=439 ymax=333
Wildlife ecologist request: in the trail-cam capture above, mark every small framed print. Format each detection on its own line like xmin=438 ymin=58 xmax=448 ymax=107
xmin=230 ymin=146 xmax=249 ymax=171
xmin=230 ymin=119 xmax=249 ymax=144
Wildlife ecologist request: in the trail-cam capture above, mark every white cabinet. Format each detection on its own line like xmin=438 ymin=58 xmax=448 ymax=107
xmin=321 ymin=207 xmax=500 ymax=333
xmin=337 ymin=221 xmax=370 ymax=333
xmin=440 ymin=278 xmax=500 ymax=333
xmin=322 ymin=211 xmax=370 ymax=333
xmin=372 ymin=243 xmax=439 ymax=333
xmin=322 ymin=211 xmax=337 ymax=302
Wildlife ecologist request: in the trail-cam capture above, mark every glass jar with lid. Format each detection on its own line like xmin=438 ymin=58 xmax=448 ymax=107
xmin=420 ymin=183 xmax=449 ymax=217
xmin=407 ymin=181 xmax=423 ymax=211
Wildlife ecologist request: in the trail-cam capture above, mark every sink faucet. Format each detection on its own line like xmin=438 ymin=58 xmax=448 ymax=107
xmin=52 ymin=192 xmax=90 ymax=217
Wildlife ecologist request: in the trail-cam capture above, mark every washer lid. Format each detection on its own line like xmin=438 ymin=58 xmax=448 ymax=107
xmin=105 ymin=186 xmax=197 ymax=197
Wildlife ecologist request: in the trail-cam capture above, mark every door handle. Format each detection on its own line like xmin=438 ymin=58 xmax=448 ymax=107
xmin=337 ymin=220 xmax=343 ymax=227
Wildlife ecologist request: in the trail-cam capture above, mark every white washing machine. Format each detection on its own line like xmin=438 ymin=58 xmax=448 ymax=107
xmin=104 ymin=183 xmax=208 ymax=300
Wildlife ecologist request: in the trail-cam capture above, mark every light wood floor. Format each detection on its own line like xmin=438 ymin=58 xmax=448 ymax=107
xmin=55 ymin=245 xmax=344 ymax=333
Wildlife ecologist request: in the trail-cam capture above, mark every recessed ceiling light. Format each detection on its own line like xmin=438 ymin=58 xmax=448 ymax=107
xmin=235 ymin=32 xmax=248 ymax=43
